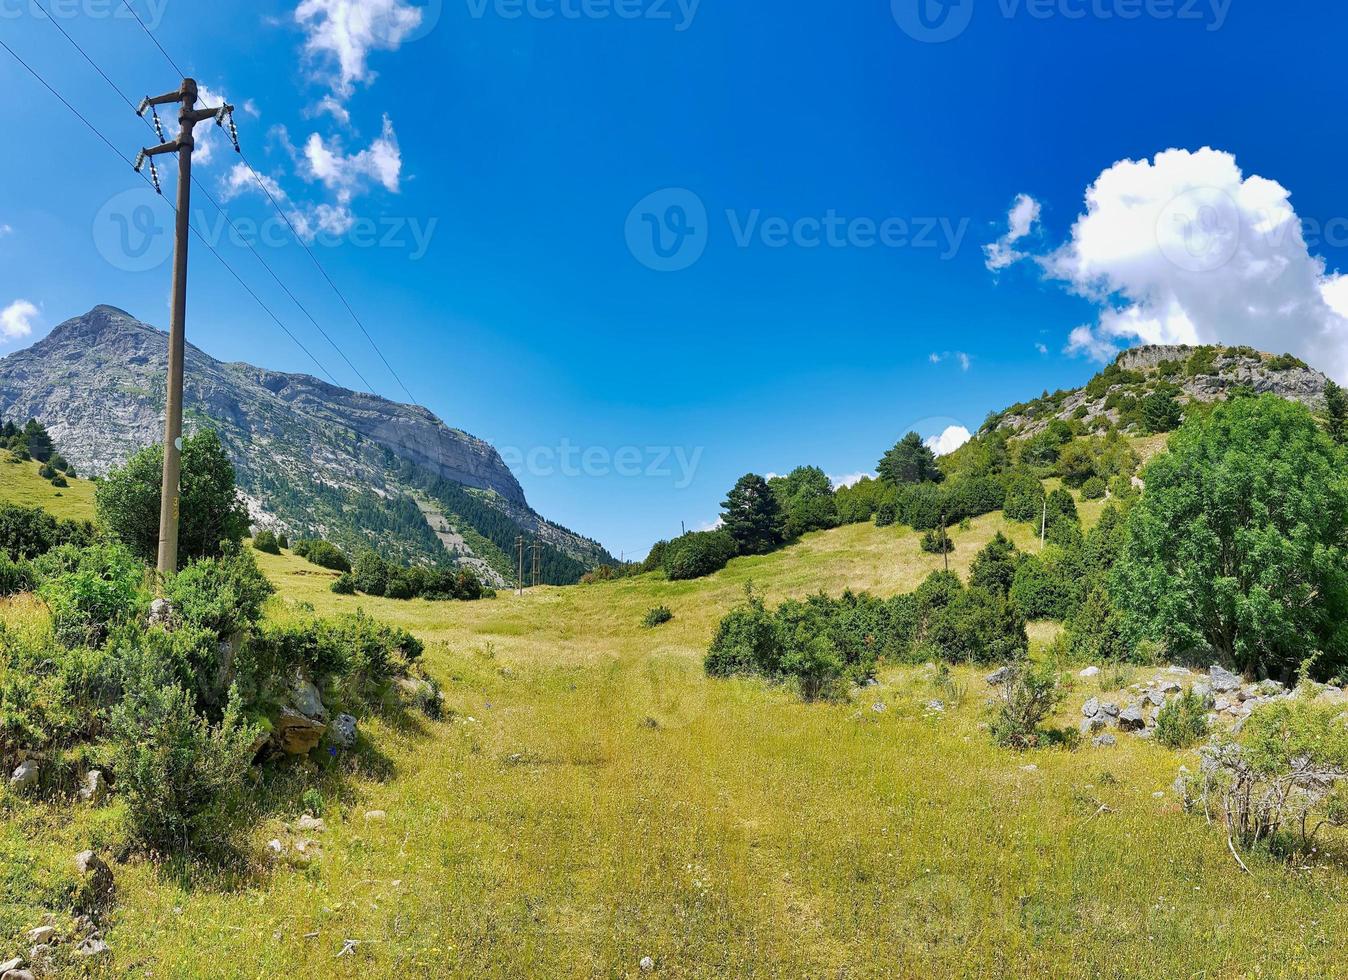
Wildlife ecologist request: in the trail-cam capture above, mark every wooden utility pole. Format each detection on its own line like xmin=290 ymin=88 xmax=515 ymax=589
xmin=134 ymin=79 xmax=235 ymax=576
xmin=1040 ymin=498 xmax=1047 ymax=549
xmin=531 ymin=539 xmax=541 ymax=587
xmin=941 ymin=511 xmax=949 ymax=574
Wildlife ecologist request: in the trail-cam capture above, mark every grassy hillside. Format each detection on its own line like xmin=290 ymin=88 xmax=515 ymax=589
xmin=4 ymin=484 xmax=1348 ymax=977
xmin=0 ymin=451 xmax=95 ymax=522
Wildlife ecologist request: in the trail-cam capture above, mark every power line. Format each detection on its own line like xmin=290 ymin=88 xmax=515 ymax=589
xmin=117 ymin=1 xmax=421 ymax=407
xmin=0 ymin=36 xmax=340 ymax=387
xmin=30 ymin=0 xmax=381 ymax=395
xmin=118 ymin=0 xmax=185 ymax=78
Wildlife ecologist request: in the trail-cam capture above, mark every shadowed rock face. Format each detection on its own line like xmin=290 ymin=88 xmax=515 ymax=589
xmin=0 ymin=306 xmax=610 ymax=577
xmin=0 ymin=305 xmax=524 ymax=502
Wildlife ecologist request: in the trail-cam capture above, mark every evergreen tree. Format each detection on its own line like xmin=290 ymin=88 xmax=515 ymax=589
xmin=877 ymin=432 xmax=943 ymax=485
xmin=1326 ymin=380 xmax=1347 ymax=445
xmin=720 ymin=474 xmax=785 ymax=555
xmin=22 ymin=419 xmax=54 ymax=463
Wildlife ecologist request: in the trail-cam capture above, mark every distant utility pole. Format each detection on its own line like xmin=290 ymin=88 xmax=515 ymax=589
xmin=1040 ymin=498 xmax=1047 ymax=549
xmin=531 ymin=539 xmax=541 ymax=588
xmin=515 ymin=534 xmax=525 ymax=596
xmin=132 ymin=78 xmax=237 ymax=576
xmin=941 ymin=511 xmax=949 ymax=574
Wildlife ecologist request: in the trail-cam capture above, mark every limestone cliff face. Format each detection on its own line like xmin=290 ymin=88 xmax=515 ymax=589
xmin=0 ymin=306 xmax=610 ymax=578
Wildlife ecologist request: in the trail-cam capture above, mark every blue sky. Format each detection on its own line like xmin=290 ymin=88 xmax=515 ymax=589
xmin=2 ymin=0 xmax=1348 ymax=558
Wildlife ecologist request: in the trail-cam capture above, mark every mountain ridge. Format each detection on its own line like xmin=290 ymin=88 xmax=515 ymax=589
xmin=0 ymin=306 xmax=613 ymax=584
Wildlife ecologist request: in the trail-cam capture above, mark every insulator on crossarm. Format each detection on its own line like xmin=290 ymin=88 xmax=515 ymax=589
xmin=133 ymin=148 xmax=147 ymax=173
xmin=151 ymin=107 xmax=165 ymax=142
xmin=147 ymin=158 xmax=162 ymax=195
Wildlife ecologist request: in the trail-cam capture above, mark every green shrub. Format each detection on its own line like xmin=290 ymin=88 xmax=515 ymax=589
xmin=164 ymin=546 xmax=275 ymax=641
xmin=920 ymin=528 xmax=954 ymax=554
xmin=0 ymin=503 xmax=95 ymax=560
xmin=293 ymin=538 xmax=351 ymax=573
xmin=970 ymin=532 xmax=1021 ymax=597
xmin=0 ymin=553 xmax=35 ymax=596
xmin=1153 ymin=688 xmax=1211 ymax=748
xmin=1009 ymin=553 xmax=1075 ymax=620
xmin=989 ymin=664 xmax=1066 ymax=750
xmin=49 ymin=475 xmax=68 ymax=488
xmin=107 ymin=679 xmax=260 ymax=854
xmin=37 ymin=542 xmax=145 ymax=647
xmin=251 ymin=530 xmax=281 ymax=555
xmin=331 ymin=572 xmax=356 ymax=595
xmin=642 ymin=605 xmax=673 ymax=628
xmin=919 ymin=581 xmax=1028 ymax=665
xmin=38 ymin=464 xmax=56 ymax=480
xmin=663 ymin=530 xmax=736 ymax=581
xmin=1002 ymin=472 xmax=1045 ymax=523
xmin=1081 ymin=476 xmax=1106 ymax=500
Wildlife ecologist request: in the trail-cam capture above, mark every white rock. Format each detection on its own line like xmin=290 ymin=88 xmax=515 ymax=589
xmin=267 ymin=839 xmax=284 ymax=854
xmin=364 ymin=810 xmax=387 ymax=823
xmin=24 ymin=928 xmax=53 ymax=946
xmin=78 ymin=770 xmax=107 ymax=805
xmin=10 ymin=762 xmax=38 ymax=791
xmin=639 ymin=956 xmax=655 ymax=972
xmin=331 ymin=714 xmax=357 ymax=748
xmin=73 ymin=938 xmax=109 ymax=959
xmin=0 ymin=959 xmax=23 ymax=974
xmin=295 ymin=815 xmax=326 ymax=833
xmin=1079 ymin=666 xmax=1101 ymax=678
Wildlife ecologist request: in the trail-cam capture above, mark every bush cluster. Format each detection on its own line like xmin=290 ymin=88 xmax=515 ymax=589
xmin=293 ymin=538 xmax=351 ymax=572
xmin=348 ymin=549 xmax=489 ymax=601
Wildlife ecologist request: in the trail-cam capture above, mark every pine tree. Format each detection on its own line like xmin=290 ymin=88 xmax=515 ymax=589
xmin=720 ymin=474 xmax=785 ymax=556
xmin=877 ymin=432 xmax=943 ymax=485
xmin=22 ymin=419 xmax=54 ymax=463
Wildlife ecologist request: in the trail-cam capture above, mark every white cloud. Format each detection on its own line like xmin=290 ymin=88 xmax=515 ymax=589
xmin=930 ymin=351 xmax=972 ymax=371
xmin=219 ymin=162 xmax=288 ymax=203
xmin=0 ymin=224 xmax=12 ymax=237
xmin=997 ymin=148 xmax=1348 ymax=377
xmin=302 ymin=114 xmax=402 ymax=200
xmin=830 ymin=472 xmax=874 ymax=489
xmin=242 ymin=99 xmax=261 ymax=118
xmin=188 ymin=84 xmax=237 ymax=167
xmin=314 ymin=95 xmax=352 ymax=127
xmin=924 ymin=425 xmax=972 ymax=457
xmin=295 ymin=0 xmax=424 ymax=100
xmin=1035 ymin=342 xmax=1049 ymax=355
xmin=695 ymin=517 xmax=724 ymax=533
xmin=0 ymin=300 xmax=38 ymax=340
xmin=985 ymin=192 xmax=1042 ymax=271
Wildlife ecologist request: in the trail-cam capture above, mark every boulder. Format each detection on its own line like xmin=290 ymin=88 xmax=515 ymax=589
xmin=290 ymin=676 xmax=328 ymax=722
xmin=1092 ymin=733 xmax=1117 ymax=748
xmin=78 ymin=770 xmax=108 ymax=805
xmin=148 ymin=597 xmax=174 ymax=628
xmin=2 ymin=970 xmax=34 ymax=980
xmin=9 ymin=762 xmax=37 ymax=792
xmin=272 ymin=707 xmax=326 ymax=755
xmin=1119 ymin=705 xmax=1147 ymax=732
xmin=640 ymin=957 xmax=655 ymax=973
xmin=295 ymin=815 xmax=326 ymax=834
xmin=24 ymin=929 xmax=53 ymax=947
xmin=1079 ymin=666 xmax=1101 ymax=678
xmin=73 ymin=938 xmax=109 ymax=959
xmin=1100 ymin=702 xmax=1120 ymax=718
xmin=1209 ymin=664 xmax=1242 ymax=693
xmin=331 ymin=714 xmax=358 ymax=749
xmin=985 ymin=666 xmax=1016 ymax=686
xmin=1082 ymin=698 xmax=1101 ymax=719
xmin=1080 ymin=715 xmax=1108 ymax=735
xmin=0 ymin=960 xmax=21 ymax=975
xmin=74 ymin=851 xmax=114 ymax=908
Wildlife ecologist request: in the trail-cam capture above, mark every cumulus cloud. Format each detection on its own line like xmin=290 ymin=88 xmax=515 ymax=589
xmin=984 ymin=193 xmax=1042 ymax=271
xmin=295 ymin=0 xmax=424 ymax=100
xmin=1035 ymin=342 xmax=1049 ymax=355
xmin=930 ymin=351 xmax=972 ymax=371
xmin=924 ymin=425 xmax=972 ymax=457
xmin=0 ymin=300 xmax=38 ymax=340
xmin=994 ymin=147 xmax=1348 ymax=378
xmin=302 ymin=114 xmax=402 ymax=199
xmin=830 ymin=472 xmax=874 ymax=489
xmin=219 ymin=162 xmax=288 ymax=204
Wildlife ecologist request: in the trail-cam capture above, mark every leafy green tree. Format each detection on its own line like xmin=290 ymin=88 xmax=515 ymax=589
xmin=720 ymin=474 xmax=785 ymax=555
xmin=1325 ymin=380 xmax=1348 ymax=445
xmin=1111 ymin=395 xmax=1348 ymax=680
xmin=770 ymin=466 xmax=839 ymax=538
xmin=877 ymin=433 xmax=943 ymax=485
xmin=95 ymin=430 xmax=250 ymax=568
xmin=1141 ymin=391 xmax=1184 ymax=434
xmin=1045 ymin=487 xmax=1078 ymax=528
xmin=1002 ymin=471 xmax=1045 ymax=523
